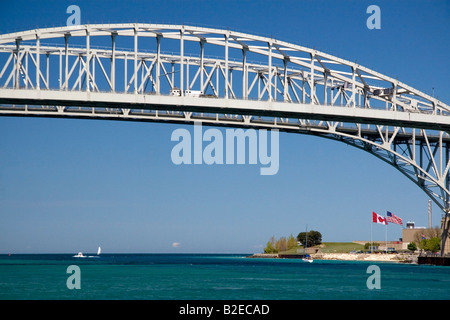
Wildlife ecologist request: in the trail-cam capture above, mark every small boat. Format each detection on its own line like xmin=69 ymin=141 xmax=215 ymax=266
xmin=97 ymin=246 xmax=101 ymax=255
xmin=302 ymin=225 xmax=314 ymax=263
xmin=73 ymin=252 xmax=86 ymax=258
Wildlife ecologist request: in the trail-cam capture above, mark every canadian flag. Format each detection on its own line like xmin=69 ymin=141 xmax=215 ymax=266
xmin=372 ymin=212 xmax=388 ymax=225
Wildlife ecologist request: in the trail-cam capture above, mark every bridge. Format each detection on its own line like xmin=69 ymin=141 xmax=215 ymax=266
xmin=0 ymin=23 xmax=449 ymax=253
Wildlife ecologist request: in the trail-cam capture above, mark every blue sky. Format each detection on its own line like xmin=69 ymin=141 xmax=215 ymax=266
xmin=0 ymin=0 xmax=449 ymax=253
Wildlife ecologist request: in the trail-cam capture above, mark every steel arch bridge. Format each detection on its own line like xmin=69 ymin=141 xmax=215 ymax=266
xmin=0 ymin=23 xmax=449 ymax=251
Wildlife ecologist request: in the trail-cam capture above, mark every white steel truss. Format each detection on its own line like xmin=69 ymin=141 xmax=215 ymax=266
xmin=0 ymin=24 xmax=449 ymax=252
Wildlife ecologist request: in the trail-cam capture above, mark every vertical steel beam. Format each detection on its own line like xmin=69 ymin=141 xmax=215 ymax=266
xmin=302 ymin=71 xmax=305 ymax=103
xmin=186 ymin=58 xmax=189 ymax=91
xmin=24 ymin=50 xmax=28 ymax=89
xmin=111 ymin=32 xmax=116 ymax=92
xmin=268 ymin=41 xmax=272 ymax=101
xmin=134 ymin=26 xmax=138 ymax=94
xmin=242 ymin=48 xmax=247 ymax=99
xmin=59 ymin=49 xmax=62 ymax=89
xmin=35 ymin=33 xmax=40 ymax=90
xmin=180 ymin=27 xmax=184 ymax=96
xmin=46 ymin=53 xmax=49 ymax=89
xmin=420 ymin=139 xmax=424 ymax=185
xmin=64 ymin=33 xmax=69 ymax=91
xmin=15 ymin=38 xmax=21 ymax=89
xmin=274 ymin=67 xmax=277 ymax=101
xmin=216 ymin=62 xmax=219 ymax=97
xmin=124 ymin=53 xmax=127 ymax=92
xmin=283 ymin=59 xmax=288 ymax=102
xmin=310 ymin=52 xmax=315 ymax=104
xmin=258 ymin=72 xmax=261 ymax=100
xmin=224 ymin=33 xmax=229 ymax=99
xmin=140 ymin=57 xmax=144 ymax=93
xmin=86 ymin=27 xmax=90 ymax=92
xmin=171 ymin=62 xmax=175 ymax=89
xmin=78 ymin=53 xmax=82 ymax=91
xmin=200 ymin=40 xmax=204 ymax=92
xmin=330 ymin=79 xmax=334 ymax=106
xmin=351 ymin=67 xmax=356 ymax=107
xmin=156 ymin=35 xmax=161 ymax=94
xmin=229 ymin=69 xmax=233 ymax=95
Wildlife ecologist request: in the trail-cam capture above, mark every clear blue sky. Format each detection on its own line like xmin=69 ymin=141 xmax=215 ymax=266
xmin=0 ymin=0 xmax=449 ymax=253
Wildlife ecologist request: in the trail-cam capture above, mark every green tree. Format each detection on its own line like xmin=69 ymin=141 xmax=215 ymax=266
xmin=264 ymin=241 xmax=277 ymax=254
xmin=297 ymin=230 xmax=322 ymax=247
xmin=407 ymin=242 xmax=417 ymax=252
xmin=308 ymin=230 xmax=322 ymax=246
xmin=423 ymin=237 xmax=440 ymax=252
xmin=276 ymin=237 xmax=287 ymax=252
xmin=287 ymin=234 xmax=297 ymax=250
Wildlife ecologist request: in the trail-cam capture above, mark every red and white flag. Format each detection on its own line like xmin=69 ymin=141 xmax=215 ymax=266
xmin=386 ymin=211 xmax=403 ymax=225
xmin=372 ymin=212 xmax=388 ymax=225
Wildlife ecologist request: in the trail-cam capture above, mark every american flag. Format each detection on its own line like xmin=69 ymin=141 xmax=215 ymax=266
xmin=386 ymin=211 xmax=403 ymax=225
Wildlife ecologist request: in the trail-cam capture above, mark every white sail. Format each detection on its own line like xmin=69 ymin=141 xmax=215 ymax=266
xmin=97 ymin=246 xmax=101 ymax=255
xmin=302 ymin=225 xmax=313 ymax=263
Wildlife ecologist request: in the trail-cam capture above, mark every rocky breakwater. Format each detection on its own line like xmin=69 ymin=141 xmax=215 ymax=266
xmin=247 ymin=253 xmax=279 ymax=259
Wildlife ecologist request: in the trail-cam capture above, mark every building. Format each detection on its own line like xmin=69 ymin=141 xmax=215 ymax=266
xmin=402 ymin=220 xmax=450 ymax=254
xmin=402 ymin=221 xmax=427 ymax=250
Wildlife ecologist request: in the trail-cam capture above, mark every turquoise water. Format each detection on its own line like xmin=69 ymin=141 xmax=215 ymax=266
xmin=0 ymin=254 xmax=449 ymax=300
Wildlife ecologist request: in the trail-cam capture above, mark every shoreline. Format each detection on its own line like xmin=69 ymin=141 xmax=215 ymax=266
xmin=248 ymin=252 xmax=418 ymax=263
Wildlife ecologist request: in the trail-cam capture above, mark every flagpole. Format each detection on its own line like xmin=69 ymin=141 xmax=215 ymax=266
xmin=385 ymin=222 xmax=388 ymax=254
xmin=371 ymin=214 xmax=373 ymax=254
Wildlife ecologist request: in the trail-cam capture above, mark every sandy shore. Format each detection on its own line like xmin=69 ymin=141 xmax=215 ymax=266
xmin=249 ymin=252 xmax=418 ymax=263
xmin=311 ymin=252 xmax=418 ymax=263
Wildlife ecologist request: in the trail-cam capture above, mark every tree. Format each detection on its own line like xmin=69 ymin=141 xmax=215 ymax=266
xmin=426 ymin=238 xmax=441 ymax=252
xmin=264 ymin=236 xmax=278 ymax=253
xmin=418 ymin=239 xmax=426 ymax=251
xmin=264 ymin=241 xmax=277 ymax=254
xmin=308 ymin=230 xmax=322 ymax=246
xmin=297 ymin=230 xmax=322 ymax=247
xmin=287 ymin=234 xmax=297 ymax=250
xmin=276 ymin=237 xmax=287 ymax=252
xmin=407 ymin=242 xmax=417 ymax=252
xmin=420 ymin=237 xmax=441 ymax=252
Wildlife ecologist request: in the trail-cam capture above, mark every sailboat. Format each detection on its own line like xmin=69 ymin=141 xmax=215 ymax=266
xmin=88 ymin=246 xmax=101 ymax=258
xmin=302 ymin=226 xmax=313 ymax=263
xmin=73 ymin=246 xmax=101 ymax=258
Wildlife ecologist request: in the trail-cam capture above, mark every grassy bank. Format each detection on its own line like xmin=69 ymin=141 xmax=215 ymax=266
xmin=278 ymin=242 xmax=365 ymax=254
xmin=318 ymin=242 xmax=365 ymax=253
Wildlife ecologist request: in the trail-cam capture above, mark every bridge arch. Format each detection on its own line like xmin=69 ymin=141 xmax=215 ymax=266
xmin=0 ymin=24 xmax=449 ymax=252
